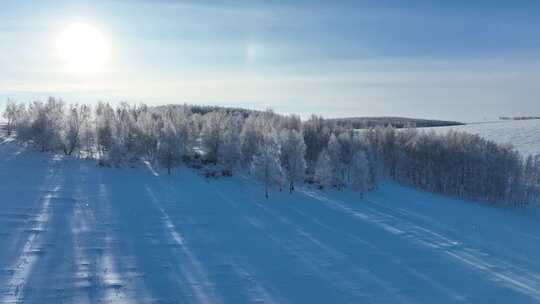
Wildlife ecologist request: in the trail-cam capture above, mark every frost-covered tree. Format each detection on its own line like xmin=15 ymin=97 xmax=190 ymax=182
xmin=157 ymin=118 xmax=183 ymax=174
xmin=79 ymin=104 xmax=95 ymax=158
xmin=135 ymin=110 xmax=160 ymax=162
xmin=187 ymin=112 xmax=202 ymax=150
xmin=95 ymin=102 xmax=115 ymax=157
xmin=527 ymin=155 xmax=540 ymax=203
xmin=240 ymin=114 xmax=264 ymax=165
xmin=29 ymin=98 xmax=65 ymax=152
xmin=251 ymin=127 xmax=283 ymax=198
xmin=108 ymin=123 xmax=127 ymax=165
xmin=157 ymin=107 xmax=190 ymax=173
xmin=315 ymin=149 xmax=335 ymax=189
xmin=218 ymin=115 xmax=242 ymax=171
xmin=279 ymin=129 xmax=306 ymax=193
xmin=13 ymin=104 xmax=31 ymax=142
xmin=363 ymin=144 xmax=381 ymax=190
xmin=303 ymin=115 xmax=332 ymax=172
xmin=350 ymin=150 xmax=369 ymax=194
xmin=3 ymin=100 xmax=23 ymax=136
xmin=61 ymin=104 xmax=81 ymax=155
xmin=326 ymin=134 xmax=345 ymax=189
xmin=201 ymin=110 xmax=226 ymax=162
xmin=337 ymin=130 xmax=366 ymax=185
xmin=112 ymin=103 xmax=151 ymax=161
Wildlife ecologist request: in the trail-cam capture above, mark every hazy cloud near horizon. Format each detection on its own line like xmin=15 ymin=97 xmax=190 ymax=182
xmin=1 ymin=0 xmax=540 ymax=122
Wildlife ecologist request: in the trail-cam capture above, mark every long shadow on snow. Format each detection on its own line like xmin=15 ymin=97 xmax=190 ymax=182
xmin=18 ymin=157 xmax=80 ymax=303
xmin=0 ymin=147 xmax=68 ymax=301
xmin=146 ymin=169 xmax=368 ymax=304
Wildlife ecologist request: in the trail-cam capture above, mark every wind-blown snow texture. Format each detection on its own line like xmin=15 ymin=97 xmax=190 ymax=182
xmin=425 ymin=119 xmax=540 ymax=157
xmin=1 ymin=133 xmax=540 ymax=303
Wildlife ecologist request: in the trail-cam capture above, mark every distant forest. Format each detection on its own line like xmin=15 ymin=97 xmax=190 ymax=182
xmin=2 ymin=98 xmax=539 ymax=206
xmin=327 ymin=117 xmax=464 ymax=129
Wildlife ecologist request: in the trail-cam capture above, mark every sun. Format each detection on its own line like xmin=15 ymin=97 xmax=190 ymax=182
xmin=56 ymin=23 xmax=110 ymax=74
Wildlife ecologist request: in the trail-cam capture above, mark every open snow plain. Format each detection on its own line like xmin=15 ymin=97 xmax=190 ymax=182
xmin=1 ymin=131 xmax=540 ymax=303
xmin=423 ymin=119 xmax=540 ymax=157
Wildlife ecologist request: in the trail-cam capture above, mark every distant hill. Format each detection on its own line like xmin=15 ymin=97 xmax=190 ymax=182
xmin=499 ymin=116 xmax=540 ymax=121
xmin=327 ymin=117 xmax=464 ymax=129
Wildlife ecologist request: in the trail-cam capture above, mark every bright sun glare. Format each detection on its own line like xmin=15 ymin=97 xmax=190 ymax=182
xmin=56 ymin=23 xmax=110 ymax=74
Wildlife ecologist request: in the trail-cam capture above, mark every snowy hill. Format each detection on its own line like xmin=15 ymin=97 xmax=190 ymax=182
xmin=423 ymin=119 xmax=540 ymax=157
xmin=2 ymin=131 xmax=540 ymax=303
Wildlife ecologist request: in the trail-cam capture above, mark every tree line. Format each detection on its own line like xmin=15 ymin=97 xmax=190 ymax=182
xmin=327 ymin=116 xmax=464 ymax=129
xmin=3 ymin=98 xmax=539 ymax=205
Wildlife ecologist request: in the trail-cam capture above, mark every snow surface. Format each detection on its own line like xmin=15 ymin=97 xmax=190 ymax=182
xmin=1 ymin=133 xmax=540 ymax=303
xmin=423 ymin=119 xmax=540 ymax=157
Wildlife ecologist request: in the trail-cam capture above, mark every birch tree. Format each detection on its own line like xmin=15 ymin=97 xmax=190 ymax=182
xmin=279 ymin=129 xmax=306 ymax=193
xmin=251 ymin=128 xmax=283 ymax=198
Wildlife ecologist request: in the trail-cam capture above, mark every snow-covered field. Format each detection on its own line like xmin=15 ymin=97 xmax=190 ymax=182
xmin=1 ymin=130 xmax=540 ymax=303
xmin=423 ymin=119 xmax=540 ymax=157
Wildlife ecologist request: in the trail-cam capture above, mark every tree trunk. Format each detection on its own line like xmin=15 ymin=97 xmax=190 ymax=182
xmin=167 ymin=152 xmax=172 ymax=175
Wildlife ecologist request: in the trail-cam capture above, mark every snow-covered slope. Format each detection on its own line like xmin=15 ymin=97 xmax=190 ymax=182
xmin=423 ymin=119 xmax=540 ymax=157
xmin=1 ymin=135 xmax=540 ymax=303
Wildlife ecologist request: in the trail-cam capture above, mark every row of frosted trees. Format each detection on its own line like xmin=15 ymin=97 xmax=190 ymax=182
xmin=3 ymin=98 xmax=539 ymax=205
xmin=363 ymin=127 xmax=540 ymax=206
xmin=3 ymin=98 xmax=377 ymax=198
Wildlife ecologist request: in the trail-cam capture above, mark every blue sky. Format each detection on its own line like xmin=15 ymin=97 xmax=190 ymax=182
xmin=1 ymin=0 xmax=540 ymax=121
